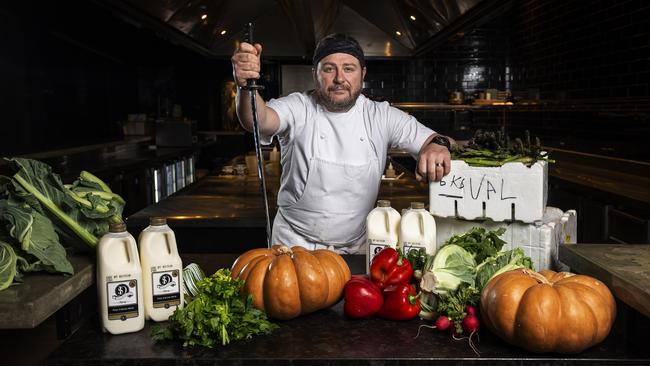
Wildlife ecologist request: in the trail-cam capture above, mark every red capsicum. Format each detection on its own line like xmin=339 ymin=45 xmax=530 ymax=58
xmin=369 ymin=247 xmax=413 ymax=289
xmin=343 ymin=277 xmax=383 ymax=319
xmin=376 ymin=283 xmax=421 ymax=321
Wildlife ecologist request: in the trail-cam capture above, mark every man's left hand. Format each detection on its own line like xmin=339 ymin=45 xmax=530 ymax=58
xmin=416 ymin=136 xmax=451 ymax=182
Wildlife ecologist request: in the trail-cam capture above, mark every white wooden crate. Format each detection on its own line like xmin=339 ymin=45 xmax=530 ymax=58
xmin=434 ymin=207 xmax=577 ymax=271
xmin=429 ymin=160 xmax=548 ymax=223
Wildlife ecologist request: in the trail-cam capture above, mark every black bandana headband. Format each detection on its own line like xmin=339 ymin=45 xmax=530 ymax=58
xmin=312 ymin=34 xmax=365 ymax=68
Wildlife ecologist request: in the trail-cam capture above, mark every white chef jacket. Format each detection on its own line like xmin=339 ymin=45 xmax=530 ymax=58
xmin=263 ymin=91 xmax=434 ymax=254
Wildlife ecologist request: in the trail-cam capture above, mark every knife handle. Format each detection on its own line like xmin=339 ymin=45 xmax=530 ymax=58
xmin=242 ymin=22 xmax=263 ymax=90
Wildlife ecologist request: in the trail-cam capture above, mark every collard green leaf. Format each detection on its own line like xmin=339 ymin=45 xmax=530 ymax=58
xmin=0 ymin=200 xmax=73 ymax=275
xmin=4 ymin=158 xmax=100 ymax=249
xmin=0 ymin=241 xmax=17 ymax=290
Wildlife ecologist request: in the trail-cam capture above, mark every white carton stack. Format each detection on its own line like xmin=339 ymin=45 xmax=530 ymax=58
xmin=430 ymin=160 xmax=576 ymax=271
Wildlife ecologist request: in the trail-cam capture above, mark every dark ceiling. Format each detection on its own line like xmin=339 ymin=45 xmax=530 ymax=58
xmin=100 ymin=0 xmax=486 ymax=59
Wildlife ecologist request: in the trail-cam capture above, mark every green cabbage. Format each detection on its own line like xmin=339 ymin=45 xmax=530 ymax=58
xmin=475 ymin=247 xmax=534 ymax=291
xmin=422 ymin=244 xmax=476 ymax=295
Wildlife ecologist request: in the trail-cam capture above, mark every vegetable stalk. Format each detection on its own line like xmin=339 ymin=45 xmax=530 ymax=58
xmin=13 ymin=175 xmax=98 ymax=248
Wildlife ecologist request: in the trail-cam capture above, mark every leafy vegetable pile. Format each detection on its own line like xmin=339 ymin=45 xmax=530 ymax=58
xmin=0 ymin=158 xmax=125 ymax=290
xmin=418 ymin=227 xmax=534 ymax=335
xmin=151 ymin=268 xmax=278 ymax=347
xmin=452 ymin=129 xmax=554 ymax=167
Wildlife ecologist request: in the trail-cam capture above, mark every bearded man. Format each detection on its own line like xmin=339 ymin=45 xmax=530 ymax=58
xmin=232 ymin=33 xmax=453 ymax=254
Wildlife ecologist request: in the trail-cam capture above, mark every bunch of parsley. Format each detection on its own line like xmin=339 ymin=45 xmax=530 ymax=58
xmin=151 ymin=268 xmax=278 ymax=347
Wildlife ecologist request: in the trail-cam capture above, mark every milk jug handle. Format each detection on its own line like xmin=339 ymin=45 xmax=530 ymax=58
xmin=418 ymin=212 xmax=425 ymax=236
xmin=123 ymin=237 xmax=138 ymax=264
xmin=165 ymin=233 xmax=180 ymax=256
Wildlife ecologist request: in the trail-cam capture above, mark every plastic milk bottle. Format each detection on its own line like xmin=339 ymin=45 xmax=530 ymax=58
xmin=97 ymin=222 xmax=144 ymax=334
xmin=398 ymin=202 xmax=437 ymax=257
xmin=366 ymin=200 xmax=401 ymax=273
xmin=139 ymin=217 xmax=183 ymax=321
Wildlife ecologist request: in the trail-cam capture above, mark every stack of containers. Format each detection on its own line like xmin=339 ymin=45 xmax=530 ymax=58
xmin=429 ymin=160 xmax=576 ymax=271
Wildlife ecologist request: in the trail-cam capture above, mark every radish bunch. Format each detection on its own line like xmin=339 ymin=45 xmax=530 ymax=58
xmin=416 ymin=305 xmax=481 ymax=356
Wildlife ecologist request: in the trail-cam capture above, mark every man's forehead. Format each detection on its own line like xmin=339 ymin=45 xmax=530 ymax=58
xmin=318 ymin=53 xmax=362 ymax=67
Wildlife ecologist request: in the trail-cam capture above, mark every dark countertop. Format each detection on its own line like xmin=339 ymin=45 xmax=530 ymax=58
xmin=127 ymin=167 xmax=429 ymax=229
xmin=559 ymin=244 xmax=650 ymax=319
xmin=45 ymin=254 xmax=650 ymax=365
xmin=548 ymin=148 xmax=650 ymax=206
xmin=44 ymin=302 xmax=650 ymax=366
xmin=14 ymin=137 xmax=207 ymax=182
xmin=0 ymin=256 xmax=94 ymax=329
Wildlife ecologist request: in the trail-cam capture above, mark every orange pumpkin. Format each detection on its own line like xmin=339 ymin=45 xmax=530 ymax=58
xmin=231 ymin=245 xmax=351 ymax=320
xmin=480 ymin=268 xmax=616 ymax=354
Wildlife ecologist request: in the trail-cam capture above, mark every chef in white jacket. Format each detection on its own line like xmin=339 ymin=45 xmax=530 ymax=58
xmin=232 ymin=33 xmax=453 ymax=254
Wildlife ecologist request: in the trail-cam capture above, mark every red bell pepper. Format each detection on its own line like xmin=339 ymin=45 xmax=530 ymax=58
xmin=376 ymin=283 xmax=421 ymax=321
xmin=343 ymin=277 xmax=383 ymax=318
xmin=369 ymin=247 xmax=413 ymax=289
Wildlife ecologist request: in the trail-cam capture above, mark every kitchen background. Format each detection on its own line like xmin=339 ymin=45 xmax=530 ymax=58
xmin=1 ymin=2 xmax=649 ymax=364
xmin=0 ymin=0 xmax=649 ymax=244
xmin=2 ymin=0 xmax=648 ymax=160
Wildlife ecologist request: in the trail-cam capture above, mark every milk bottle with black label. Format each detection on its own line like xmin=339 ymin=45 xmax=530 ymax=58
xmin=97 ymin=222 xmax=144 ymax=334
xmin=398 ymin=202 xmax=437 ymax=257
xmin=139 ymin=217 xmax=183 ymax=321
xmin=366 ymin=200 xmax=401 ymax=273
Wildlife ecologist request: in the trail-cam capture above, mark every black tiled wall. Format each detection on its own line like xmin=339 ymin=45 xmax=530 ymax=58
xmin=509 ymin=0 xmax=649 ymax=100
xmin=505 ymin=0 xmax=650 ymax=160
xmin=364 ymin=21 xmax=509 ymax=104
xmin=362 ymin=0 xmax=649 ymax=160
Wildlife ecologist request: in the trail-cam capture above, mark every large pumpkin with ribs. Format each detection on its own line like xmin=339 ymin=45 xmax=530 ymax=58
xmin=480 ymin=268 xmax=616 ymax=354
xmin=231 ymin=245 xmax=351 ymax=320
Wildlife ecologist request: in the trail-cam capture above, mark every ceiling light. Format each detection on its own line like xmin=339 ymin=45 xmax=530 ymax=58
xmin=201 ymin=14 xmax=207 ymax=20
xmin=220 ymin=30 xmax=227 ymax=35
xmin=410 ymin=15 xmax=416 ymax=21
xmin=395 ymin=31 xmax=402 ymax=36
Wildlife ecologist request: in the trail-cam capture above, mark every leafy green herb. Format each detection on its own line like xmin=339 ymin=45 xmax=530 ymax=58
xmin=444 ymin=227 xmax=507 ymax=264
xmin=406 ymin=247 xmax=427 ymax=275
xmin=151 ymin=268 xmax=278 ymax=347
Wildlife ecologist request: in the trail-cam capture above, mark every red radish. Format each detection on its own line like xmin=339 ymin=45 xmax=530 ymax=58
xmin=413 ymin=315 xmax=453 ymax=339
xmin=462 ymin=313 xmax=480 ymax=334
xmin=465 ymin=305 xmax=477 ymax=316
xmin=434 ymin=315 xmax=451 ymax=331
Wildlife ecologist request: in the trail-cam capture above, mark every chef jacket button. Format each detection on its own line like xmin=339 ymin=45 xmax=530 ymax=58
xmin=320 ymin=135 xmax=325 ymax=139
xmin=360 ymin=137 xmax=365 ymax=141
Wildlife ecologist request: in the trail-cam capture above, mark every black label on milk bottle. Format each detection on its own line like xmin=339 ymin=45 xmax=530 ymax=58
xmin=107 ymin=279 xmax=139 ymax=321
xmin=152 ymin=269 xmax=181 ymax=309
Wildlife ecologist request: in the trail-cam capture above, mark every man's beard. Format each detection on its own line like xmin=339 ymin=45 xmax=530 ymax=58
xmin=315 ymin=84 xmax=362 ymax=112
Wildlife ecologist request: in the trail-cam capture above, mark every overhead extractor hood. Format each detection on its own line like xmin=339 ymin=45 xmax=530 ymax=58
xmin=100 ymin=0 xmax=497 ymax=59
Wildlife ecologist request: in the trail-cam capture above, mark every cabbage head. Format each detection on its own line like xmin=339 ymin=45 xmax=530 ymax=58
xmin=422 ymin=244 xmax=476 ymax=295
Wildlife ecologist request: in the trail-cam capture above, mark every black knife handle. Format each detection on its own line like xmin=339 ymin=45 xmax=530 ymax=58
xmin=242 ymin=22 xmax=264 ymax=91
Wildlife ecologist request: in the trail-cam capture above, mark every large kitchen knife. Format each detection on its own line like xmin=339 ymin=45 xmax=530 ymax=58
xmin=241 ymin=22 xmax=272 ymax=248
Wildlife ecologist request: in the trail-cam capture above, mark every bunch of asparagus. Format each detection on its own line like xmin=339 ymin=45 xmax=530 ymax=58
xmin=452 ymin=129 xmax=554 ymax=167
